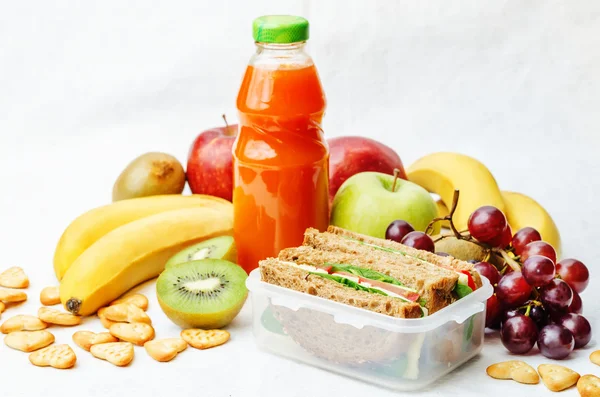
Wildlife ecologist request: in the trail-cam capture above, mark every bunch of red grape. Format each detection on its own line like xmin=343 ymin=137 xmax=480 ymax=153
xmin=384 ymin=205 xmax=592 ymax=360
xmin=468 ymin=206 xmax=591 ymax=359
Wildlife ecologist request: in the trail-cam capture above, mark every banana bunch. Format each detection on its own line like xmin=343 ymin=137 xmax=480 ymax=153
xmin=407 ymin=153 xmax=562 ymax=258
xmin=56 ymin=195 xmax=233 ymax=316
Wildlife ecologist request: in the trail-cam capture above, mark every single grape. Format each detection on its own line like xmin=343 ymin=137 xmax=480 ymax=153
xmin=496 ymin=271 xmax=532 ymax=307
xmin=556 ymin=313 xmax=592 ymax=348
xmin=474 ymin=261 xmax=500 ymax=285
xmin=467 ymin=206 xmax=508 ymax=246
xmin=400 ymin=231 xmax=435 ymax=252
xmin=500 ymin=224 xmax=513 ymax=248
xmin=502 ymin=307 xmax=522 ymax=324
xmin=529 ymin=305 xmax=548 ymax=330
xmin=512 ymin=227 xmax=542 ymax=256
xmin=540 ymin=279 xmax=573 ymax=312
xmin=485 ymin=294 xmax=503 ymax=328
xmin=385 ymin=220 xmax=415 ymax=244
xmin=522 ymin=255 xmax=556 ymax=287
xmin=537 ymin=324 xmax=575 ymax=359
xmin=569 ymin=290 xmax=583 ymax=314
xmin=520 ymin=241 xmax=557 ymax=264
xmin=556 ymin=259 xmax=589 ymax=293
xmin=501 ymin=314 xmax=538 ymax=354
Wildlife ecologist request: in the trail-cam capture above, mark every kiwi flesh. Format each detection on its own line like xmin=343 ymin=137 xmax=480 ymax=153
xmin=156 ymin=259 xmax=247 ymax=329
xmin=165 ymin=236 xmax=236 ymax=269
xmin=112 ymin=152 xmax=186 ymax=202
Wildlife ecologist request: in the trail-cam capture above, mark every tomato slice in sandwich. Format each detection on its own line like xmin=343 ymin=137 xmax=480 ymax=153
xmin=460 ymin=270 xmax=476 ymax=290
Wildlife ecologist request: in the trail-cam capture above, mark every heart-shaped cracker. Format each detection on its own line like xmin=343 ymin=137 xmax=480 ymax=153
xmin=109 ymin=322 xmax=154 ymax=346
xmin=90 ymin=342 xmax=134 ymax=366
xmin=103 ymin=303 xmax=151 ymax=324
xmin=39 ymin=286 xmax=60 ymax=306
xmin=0 ymin=288 xmax=27 ymax=303
xmin=0 ymin=267 xmax=29 ymax=289
xmin=110 ymin=294 xmax=148 ymax=311
xmin=1 ymin=315 xmax=48 ymax=334
xmin=486 ymin=361 xmax=539 ymax=384
xmin=97 ymin=307 xmax=116 ymax=329
xmin=538 ymin=364 xmax=580 ymax=392
xmin=4 ymin=330 xmax=55 ymax=352
xmin=144 ymin=338 xmax=187 ymax=362
xmin=181 ymin=329 xmax=230 ymax=350
xmin=72 ymin=331 xmax=118 ymax=351
xmin=38 ymin=307 xmax=81 ymax=326
xmin=578 ymin=374 xmax=600 ymax=397
xmin=29 ymin=344 xmax=76 ymax=369
xmin=590 ymin=350 xmax=600 ymax=366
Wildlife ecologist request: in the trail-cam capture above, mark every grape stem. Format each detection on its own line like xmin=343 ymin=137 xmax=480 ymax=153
xmin=425 ymin=189 xmax=523 ymax=272
xmin=495 ymin=248 xmax=521 ymax=272
xmin=425 ymin=190 xmax=463 ymax=239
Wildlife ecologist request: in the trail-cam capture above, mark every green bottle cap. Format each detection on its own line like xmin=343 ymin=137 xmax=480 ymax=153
xmin=252 ymin=15 xmax=309 ymax=43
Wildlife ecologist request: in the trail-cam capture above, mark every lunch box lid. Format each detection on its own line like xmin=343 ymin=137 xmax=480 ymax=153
xmin=246 ymin=269 xmax=493 ymax=333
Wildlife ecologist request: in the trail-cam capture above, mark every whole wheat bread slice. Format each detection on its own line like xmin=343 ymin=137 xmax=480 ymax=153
xmin=279 ymin=245 xmax=456 ymax=314
xmin=326 ymin=226 xmax=483 ymax=288
xmin=259 ymin=258 xmax=423 ymax=319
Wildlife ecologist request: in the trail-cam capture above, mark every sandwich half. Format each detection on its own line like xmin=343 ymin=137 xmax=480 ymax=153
xmin=300 ymin=228 xmax=479 ymax=314
xmin=325 ymin=226 xmax=482 ymax=289
xmin=278 ymin=245 xmax=457 ymax=315
xmin=260 ymin=257 xmax=424 ymax=318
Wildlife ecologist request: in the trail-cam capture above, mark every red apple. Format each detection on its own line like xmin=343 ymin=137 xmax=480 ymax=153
xmin=187 ymin=116 xmax=237 ymax=201
xmin=328 ymin=136 xmax=406 ymax=203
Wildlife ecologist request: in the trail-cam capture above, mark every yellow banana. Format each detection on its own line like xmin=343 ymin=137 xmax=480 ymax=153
xmin=502 ymin=191 xmax=562 ymax=259
xmin=407 ymin=152 xmax=505 ymax=230
xmin=59 ymin=206 xmax=233 ymax=316
xmin=54 ymin=194 xmax=231 ymax=280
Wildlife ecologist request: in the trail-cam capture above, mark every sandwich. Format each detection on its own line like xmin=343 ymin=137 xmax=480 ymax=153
xmin=257 ymin=226 xmax=482 ymax=366
xmin=259 ymin=228 xmax=481 ymax=318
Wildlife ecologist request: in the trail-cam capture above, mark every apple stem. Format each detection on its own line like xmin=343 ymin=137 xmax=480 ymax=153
xmin=222 ymin=114 xmax=234 ymax=136
xmin=391 ymin=169 xmax=400 ymax=192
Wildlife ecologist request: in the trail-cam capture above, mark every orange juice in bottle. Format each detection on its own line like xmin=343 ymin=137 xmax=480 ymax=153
xmin=233 ymin=15 xmax=329 ymax=274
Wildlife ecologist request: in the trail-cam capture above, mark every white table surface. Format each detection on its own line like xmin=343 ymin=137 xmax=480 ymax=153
xmin=1 ymin=1 xmax=599 ymax=396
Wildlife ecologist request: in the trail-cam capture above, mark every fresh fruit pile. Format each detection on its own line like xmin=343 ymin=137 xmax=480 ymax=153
xmin=406 ymin=152 xmax=562 ymax=257
xmin=54 ymin=195 xmax=234 ymax=315
xmin=385 ymin=190 xmax=591 ymax=360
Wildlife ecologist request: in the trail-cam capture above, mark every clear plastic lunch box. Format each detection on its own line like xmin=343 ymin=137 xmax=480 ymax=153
xmin=246 ymin=269 xmax=493 ymax=391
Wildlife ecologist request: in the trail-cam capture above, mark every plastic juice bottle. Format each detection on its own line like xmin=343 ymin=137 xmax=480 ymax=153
xmin=233 ymin=15 xmax=329 ymax=274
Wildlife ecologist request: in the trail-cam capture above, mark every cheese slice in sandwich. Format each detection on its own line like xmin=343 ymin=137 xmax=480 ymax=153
xmin=259 ymin=258 xmax=424 ymax=318
xmin=279 ymin=245 xmax=456 ymax=315
xmin=325 ymin=226 xmax=483 ymax=290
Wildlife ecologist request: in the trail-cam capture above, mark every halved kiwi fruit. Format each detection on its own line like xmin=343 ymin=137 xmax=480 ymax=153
xmin=156 ymin=259 xmax=247 ymax=329
xmin=165 ymin=236 xmax=236 ymax=268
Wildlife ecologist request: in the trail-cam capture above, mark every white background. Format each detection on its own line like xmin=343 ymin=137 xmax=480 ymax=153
xmin=0 ymin=1 xmax=598 ymax=396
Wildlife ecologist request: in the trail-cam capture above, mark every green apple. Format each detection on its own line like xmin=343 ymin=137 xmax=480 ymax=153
xmin=330 ymin=172 xmax=439 ymax=238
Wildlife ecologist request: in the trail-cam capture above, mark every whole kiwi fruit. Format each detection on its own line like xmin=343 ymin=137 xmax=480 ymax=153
xmin=113 ymin=152 xmax=186 ymax=201
xmin=435 ymin=235 xmax=503 ymax=267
